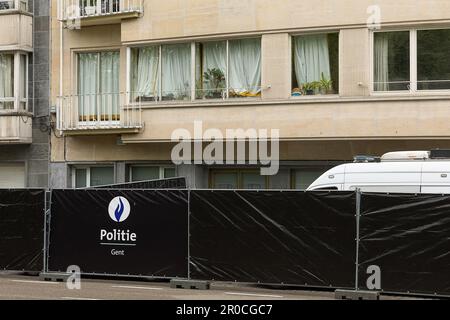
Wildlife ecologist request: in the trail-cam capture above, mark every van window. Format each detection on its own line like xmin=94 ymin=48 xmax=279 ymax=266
xmin=312 ymin=186 xmax=339 ymax=191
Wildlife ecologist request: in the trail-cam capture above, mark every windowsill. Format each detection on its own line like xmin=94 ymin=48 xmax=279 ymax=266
xmin=136 ymin=93 xmax=450 ymax=109
xmin=371 ymin=90 xmax=450 ymax=97
xmin=0 ymin=110 xmax=32 ymax=116
xmin=0 ymin=9 xmax=32 ymax=16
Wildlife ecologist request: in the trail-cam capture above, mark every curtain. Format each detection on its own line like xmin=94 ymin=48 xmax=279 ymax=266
xmin=78 ymin=53 xmax=98 ymax=120
xmin=229 ymin=38 xmax=261 ymax=96
xmin=132 ymin=46 xmax=159 ymax=101
xmin=0 ymin=54 xmax=14 ymax=110
xmin=293 ymin=34 xmax=331 ymax=87
xmin=374 ymin=33 xmax=389 ymax=91
xmin=100 ymin=51 xmax=120 ymax=120
xmin=161 ymin=44 xmax=191 ymax=100
xmin=202 ymin=41 xmax=227 ymax=95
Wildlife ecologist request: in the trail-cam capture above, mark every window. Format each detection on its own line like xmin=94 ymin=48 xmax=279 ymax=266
xmin=129 ymin=165 xmax=176 ymax=182
xmin=0 ymin=52 xmax=28 ymax=111
xmin=79 ymin=0 xmax=120 ymax=16
xmin=73 ymin=166 xmax=115 ymax=188
xmin=292 ymin=33 xmax=339 ymax=97
xmin=129 ymin=38 xmax=261 ymax=102
xmin=373 ymin=31 xmax=410 ymax=91
xmin=0 ymin=0 xmax=27 ymax=11
xmin=373 ymin=28 xmax=450 ymax=93
xmin=78 ymin=51 xmax=120 ymax=122
xmin=210 ymin=169 xmax=268 ymax=189
xmin=417 ymin=29 xmax=450 ymax=90
xmin=292 ymin=169 xmax=327 ymax=190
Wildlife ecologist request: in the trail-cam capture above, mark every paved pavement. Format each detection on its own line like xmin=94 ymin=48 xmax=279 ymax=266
xmin=0 ymin=274 xmax=422 ymax=300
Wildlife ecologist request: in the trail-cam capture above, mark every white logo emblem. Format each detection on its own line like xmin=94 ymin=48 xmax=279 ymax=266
xmin=108 ymin=196 xmax=131 ymax=223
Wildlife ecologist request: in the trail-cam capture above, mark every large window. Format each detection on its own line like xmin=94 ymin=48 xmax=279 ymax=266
xmin=0 ymin=0 xmax=28 ymax=11
xmin=292 ymin=33 xmax=339 ymax=97
xmin=73 ymin=166 xmax=115 ymax=188
xmin=210 ymin=169 xmax=268 ymax=189
xmin=78 ymin=51 xmax=120 ymax=121
xmin=129 ymin=165 xmax=176 ymax=182
xmin=373 ymin=31 xmax=410 ymax=91
xmin=130 ymin=38 xmax=261 ymax=103
xmin=0 ymin=52 xmax=28 ymax=111
xmin=373 ymin=28 xmax=450 ymax=93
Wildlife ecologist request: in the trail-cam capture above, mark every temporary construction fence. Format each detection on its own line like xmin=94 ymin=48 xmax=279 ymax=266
xmin=1 ymin=188 xmax=450 ymax=297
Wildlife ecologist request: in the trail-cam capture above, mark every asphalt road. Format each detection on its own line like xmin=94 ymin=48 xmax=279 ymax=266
xmin=0 ymin=274 xmax=421 ymax=300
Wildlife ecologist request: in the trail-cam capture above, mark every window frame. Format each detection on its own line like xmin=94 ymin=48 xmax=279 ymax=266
xmin=0 ymin=51 xmax=29 ymax=113
xmin=370 ymin=26 xmax=450 ymax=96
xmin=0 ymin=0 xmax=28 ymax=12
xmin=127 ymin=37 xmax=262 ymax=104
xmin=209 ymin=168 xmax=270 ymax=190
xmin=290 ymin=31 xmax=341 ymax=99
xmin=71 ymin=164 xmax=115 ymax=188
xmin=128 ymin=164 xmax=176 ymax=182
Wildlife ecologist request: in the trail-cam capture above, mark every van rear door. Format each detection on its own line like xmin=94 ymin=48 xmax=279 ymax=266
xmin=421 ymin=162 xmax=450 ymax=194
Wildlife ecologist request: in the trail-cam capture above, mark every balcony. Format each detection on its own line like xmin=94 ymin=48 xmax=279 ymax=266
xmin=0 ymin=113 xmax=32 ymax=144
xmin=58 ymin=0 xmax=143 ymax=27
xmin=56 ymin=92 xmax=143 ymax=135
xmin=0 ymin=0 xmax=29 ymax=12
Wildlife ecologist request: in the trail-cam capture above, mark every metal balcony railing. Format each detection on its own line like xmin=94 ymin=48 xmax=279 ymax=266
xmin=56 ymin=92 xmax=142 ymax=132
xmin=0 ymin=0 xmax=28 ymax=11
xmin=58 ymin=0 xmax=143 ymax=20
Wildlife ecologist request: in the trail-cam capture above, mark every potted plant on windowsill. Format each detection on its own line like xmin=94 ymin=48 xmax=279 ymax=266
xmin=302 ymin=82 xmax=316 ymax=95
xmin=203 ymin=68 xmax=226 ymax=99
xmin=319 ymin=73 xmax=334 ymax=95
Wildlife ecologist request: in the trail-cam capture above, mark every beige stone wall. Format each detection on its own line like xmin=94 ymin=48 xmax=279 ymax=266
xmin=0 ymin=14 xmax=32 ymax=50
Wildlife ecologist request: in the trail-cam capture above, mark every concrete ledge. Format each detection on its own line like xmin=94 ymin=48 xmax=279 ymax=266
xmin=335 ymin=289 xmax=380 ymax=300
xmin=170 ymin=279 xmax=210 ymax=290
xmin=39 ymin=272 xmax=70 ymax=282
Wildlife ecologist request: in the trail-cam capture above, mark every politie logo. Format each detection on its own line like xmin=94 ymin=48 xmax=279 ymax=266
xmin=108 ymin=196 xmax=131 ymax=223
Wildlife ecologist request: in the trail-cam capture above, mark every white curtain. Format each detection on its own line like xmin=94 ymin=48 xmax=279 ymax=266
xmin=0 ymin=54 xmax=13 ymax=109
xmin=132 ymin=46 xmax=159 ymax=100
xmin=100 ymin=51 xmax=120 ymax=119
xmin=161 ymin=44 xmax=191 ymax=100
xmin=374 ymin=33 xmax=389 ymax=91
xmin=78 ymin=53 xmax=98 ymax=120
xmin=203 ymin=41 xmax=227 ymax=93
xmin=228 ymin=38 xmax=261 ymax=96
xmin=293 ymin=34 xmax=331 ymax=86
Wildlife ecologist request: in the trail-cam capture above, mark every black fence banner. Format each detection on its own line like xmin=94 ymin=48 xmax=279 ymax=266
xmin=48 ymin=189 xmax=189 ymax=278
xmin=359 ymin=193 xmax=450 ymax=296
xmin=0 ymin=189 xmax=45 ymax=272
xmin=91 ymin=177 xmax=187 ymax=190
xmin=190 ymin=190 xmax=357 ymax=288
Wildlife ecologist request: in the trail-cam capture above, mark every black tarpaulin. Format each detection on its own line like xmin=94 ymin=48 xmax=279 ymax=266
xmin=359 ymin=193 xmax=450 ymax=295
xmin=190 ymin=190 xmax=356 ymax=288
xmin=48 ymin=189 xmax=188 ymax=277
xmin=0 ymin=190 xmax=45 ymax=272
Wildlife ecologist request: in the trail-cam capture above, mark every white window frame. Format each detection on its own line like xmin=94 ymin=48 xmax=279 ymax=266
xmin=128 ymin=165 xmax=176 ymax=182
xmin=71 ymin=165 xmax=115 ymax=188
xmin=127 ymin=37 xmax=262 ymax=104
xmin=0 ymin=51 xmax=29 ymax=113
xmin=0 ymin=0 xmax=28 ymax=11
xmin=370 ymin=27 xmax=450 ymax=96
xmin=290 ymin=31 xmax=341 ymax=99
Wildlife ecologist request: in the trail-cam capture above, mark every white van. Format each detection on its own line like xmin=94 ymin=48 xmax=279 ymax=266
xmin=307 ymin=150 xmax=450 ymax=194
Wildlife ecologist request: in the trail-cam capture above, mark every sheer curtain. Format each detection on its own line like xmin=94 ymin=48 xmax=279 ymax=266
xmin=293 ymin=34 xmax=331 ymax=86
xmin=161 ymin=44 xmax=191 ymax=100
xmin=229 ymin=38 xmax=261 ymax=97
xmin=0 ymin=54 xmax=14 ymax=110
xmin=132 ymin=46 xmax=159 ymax=101
xmin=78 ymin=53 xmax=98 ymax=121
xmin=374 ymin=33 xmax=389 ymax=91
xmin=203 ymin=41 xmax=226 ymax=94
xmin=100 ymin=51 xmax=120 ymax=120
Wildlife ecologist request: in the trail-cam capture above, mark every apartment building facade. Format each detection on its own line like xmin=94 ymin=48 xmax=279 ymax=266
xmin=0 ymin=0 xmax=50 ymax=188
xmin=51 ymin=0 xmax=450 ymax=189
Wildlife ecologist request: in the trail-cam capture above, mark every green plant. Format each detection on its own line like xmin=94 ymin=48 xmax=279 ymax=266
xmin=319 ymin=72 xmax=333 ymax=94
xmin=302 ymin=82 xmax=317 ymax=95
xmin=203 ymin=68 xmax=226 ymax=98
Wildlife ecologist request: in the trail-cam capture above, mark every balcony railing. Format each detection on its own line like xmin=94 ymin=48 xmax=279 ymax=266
xmin=57 ymin=92 xmax=143 ymax=133
xmin=58 ymin=0 xmax=143 ymax=21
xmin=0 ymin=0 xmax=28 ymax=11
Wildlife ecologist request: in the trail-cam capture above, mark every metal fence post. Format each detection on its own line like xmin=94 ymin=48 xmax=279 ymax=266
xmin=43 ymin=190 xmax=52 ymax=274
xmin=355 ymin=189 xmax=361 ymax=291
xmin=187 ymin=188 xmax=191 ymax=280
